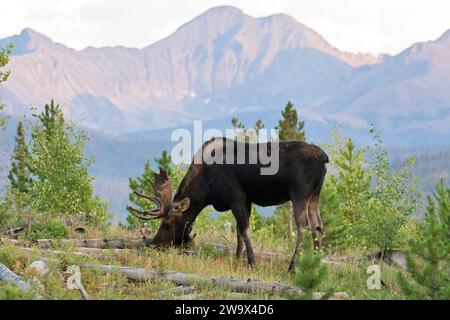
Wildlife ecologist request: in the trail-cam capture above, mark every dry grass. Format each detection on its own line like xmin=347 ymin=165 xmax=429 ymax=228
xmin=0 ymin=227 xmax=407 ymax=300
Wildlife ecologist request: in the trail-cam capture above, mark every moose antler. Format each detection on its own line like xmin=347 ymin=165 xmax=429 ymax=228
xmin=127 ymin=169 xmax=173 ymax=220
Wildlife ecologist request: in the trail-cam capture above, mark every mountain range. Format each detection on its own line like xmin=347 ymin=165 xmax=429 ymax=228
xmin=1 ymin=6 xmax=448 ymax=138
xmin=1 ymin=6 xmax=449 ymax=218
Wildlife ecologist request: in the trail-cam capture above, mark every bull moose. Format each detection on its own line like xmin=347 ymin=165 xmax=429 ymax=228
xmin=127 ymin=137 xmax=329 ymax=272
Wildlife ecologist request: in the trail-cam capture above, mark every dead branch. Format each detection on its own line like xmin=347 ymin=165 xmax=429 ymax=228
xmin=83 ymin=263 xmax=348 ymax=299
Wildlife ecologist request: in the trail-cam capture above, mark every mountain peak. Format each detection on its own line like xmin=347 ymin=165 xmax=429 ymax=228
xmin=0 ymin=28 xmax=53 ymax=55
xmin=437 ymin=29 xmax=450 ymax=45
xmin=19 ymin=28 xmax=51 ymax=42
xmin=204 ymin=5 xmax=243 ymax=14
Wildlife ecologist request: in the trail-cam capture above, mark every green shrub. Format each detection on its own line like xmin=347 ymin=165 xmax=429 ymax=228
xmin=355 ymin=127 xmax=420 ymax=254
xmin=291 ymin=231 xmax=332 ymax=300
xmin=0 ymin=284 xmax=23 ymax=300
xmin=26 ymin=219 xmax=68 ymax=241
xmin=397 ymin=179 xmax=450 ymax=300
xmin=324 ymin=126 xmax=420 ymax=254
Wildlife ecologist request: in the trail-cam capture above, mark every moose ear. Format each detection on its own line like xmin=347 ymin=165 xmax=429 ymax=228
xmin=175 ymin=197 xmax=190 ymax=212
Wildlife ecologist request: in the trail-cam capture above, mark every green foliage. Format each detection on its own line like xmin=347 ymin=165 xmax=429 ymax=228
xmin=254 ymin=119 xmax=265 ymax=135
xmin=266 ymin=204 xmax=291 ymax=239
xmin=125 ymin=152 xmax=182 ymax=230
xmin=325 ymin=126 xmax=420 ymax=253
xmin=126 ymin=160 xmax=156 ymax=230
xmin=155 ymin=150 xmax=173 ymax=175
xmin=325 ymin=129 xmax=370 ymax=247
xmin=8 ymin=120 xmax=33 ymax=194
xmin=25 ymin=219 xmax=69 ymax=241
xmin=0 ymin=189 xmax=34 ymax=233
xmin=0 ymin=43 xmax=12 ymax=127
xmin=276 ymin=101 xmax=305 ymax=142
xmin=249 ymin=205 xmax=265 ymax=233
xmin=0 ymin=199 xmax=16 ymax=232
xmin=0 ymin=44 xmax=11 ymax=82
xmin=230 ymin=116 xmax=265 ymax=142
xmin=28 ymin=100 xmax=109 ymax=224
xmin=291 ymin=231 xmax=332 ymax=300
xmin=0 ymin=284 xmax=23 ymax=300
xmin=356 ymin=127 xmax=421 ymax=253
xmin=318 ymin=180 xmax=346 ymax=250
xmin=397 ymin=179 xmax=450 ymax=300
xmin=231 ymin=116 xmax=245 ymax=129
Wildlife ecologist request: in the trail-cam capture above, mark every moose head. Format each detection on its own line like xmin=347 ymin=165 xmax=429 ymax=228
xmin=127 ymin=169 xmax=194 ymax=247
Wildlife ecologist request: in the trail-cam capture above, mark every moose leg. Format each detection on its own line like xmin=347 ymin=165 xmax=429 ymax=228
xmin=288 ymin=197 xmax=310 ymax=273
xmin=236 ymin=229 xmax=244 ymax=259
xmin=236 ymin=202 xmax=251 ymax=259
xmin=308 ymin=193 xmax=323 ymax=249
xmin=232 ymin=204 xmax=255 ymax=266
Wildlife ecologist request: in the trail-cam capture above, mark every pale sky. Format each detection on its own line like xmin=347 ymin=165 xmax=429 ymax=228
xmin=0 ymin=0 xmax=449 ymax=55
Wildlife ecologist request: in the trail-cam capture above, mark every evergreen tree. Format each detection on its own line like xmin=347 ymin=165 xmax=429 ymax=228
xmin=292 ymin=231 xmax=332 ymax=300
xmin=231 ymin=117 xmax=266 ymax=143
xmin=155 ymin=150 xmax=173 ymax=175
xmin=127 ymin=160 xmax=157 ymax=230
xmin=29 ymin=100 xmax=109 ymax=224
xmin=231 ymin=116 xmax=245 ymax=129
xmin=254 ymin=119 xmax=265 ymax=135
xmin=397 ymin=179 xmax=450 ymax=300
xmin=276 ymin=101 xmax=305 ymax=142
xmin=0 ymin=43 xmax=12 ymax=128
xmin=8 ymin=120 xmax=33 ymax=193
xmin=318 ymin=181 xmax=344 ymax=249
xmin=126 ymin=151 xmax=175 ymax=230
xmin=329 ymin=136 xmax=370 ymax=224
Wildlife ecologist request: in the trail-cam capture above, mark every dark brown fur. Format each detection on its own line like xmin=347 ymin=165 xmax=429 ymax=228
xmin=150 ymin=138 xmax=329 ymax=272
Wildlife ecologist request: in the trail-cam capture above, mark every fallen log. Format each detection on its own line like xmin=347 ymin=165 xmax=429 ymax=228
xmin=155 ymin=285 xmax=196 ymax=298
xmin=0 ymin=263 xmax=29 ymax=290
xmin=84 ymin=263 xmax=349 ymax=299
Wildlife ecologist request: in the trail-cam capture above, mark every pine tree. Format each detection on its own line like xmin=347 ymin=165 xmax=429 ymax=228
xmin=326 ymin=129 xmax=371 ymax=247
xmin=231 ymin=116 xmax=245 ymax=129
xmin=29 ymin=100 xmax=109 ymax=224
xmin=126 ymin=151 xmax=174 ymax=229
xmin=8 ymin=120 xmax=33 ymax=193
xmin=330 ymin=137 xmax=370 ymax=223
xmin=230 ymin=117 xmax=266 ymax=142
xmin=0 ymin=43 xmax=12 ymax=128
xmin=396 ymin=179 xmax=450 ymax=300
xmin=292 ymin=231 xmax=332 ymax=300
xmin=155 ymin=150 xmax=172 ymax=175
xmin=254 ymin=119 xmax=265 ymax=135
xmin=276 ymin=101 xmax=305 ymax=142
xmin=318 ymin=181 xmax=345 ymax=249
xmin=126 ymin=160 xmax=158 ymax=229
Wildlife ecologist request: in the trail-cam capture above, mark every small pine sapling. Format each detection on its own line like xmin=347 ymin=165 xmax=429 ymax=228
xmin=396 ymin=179 xmax=450 ymax=300
xmin=292 ymin=231 xmax=333 ymax=299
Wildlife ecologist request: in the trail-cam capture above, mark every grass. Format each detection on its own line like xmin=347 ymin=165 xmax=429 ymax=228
xmin=0 ymin=227 xmax=408 ymax=300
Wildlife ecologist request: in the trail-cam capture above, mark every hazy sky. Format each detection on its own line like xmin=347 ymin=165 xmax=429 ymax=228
xmin=0 ymin=0 xmax=449 ymax=55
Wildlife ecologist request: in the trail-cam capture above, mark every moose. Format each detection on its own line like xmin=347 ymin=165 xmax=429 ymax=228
xmin=127 ymin=137 xmax=329 ymax=272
